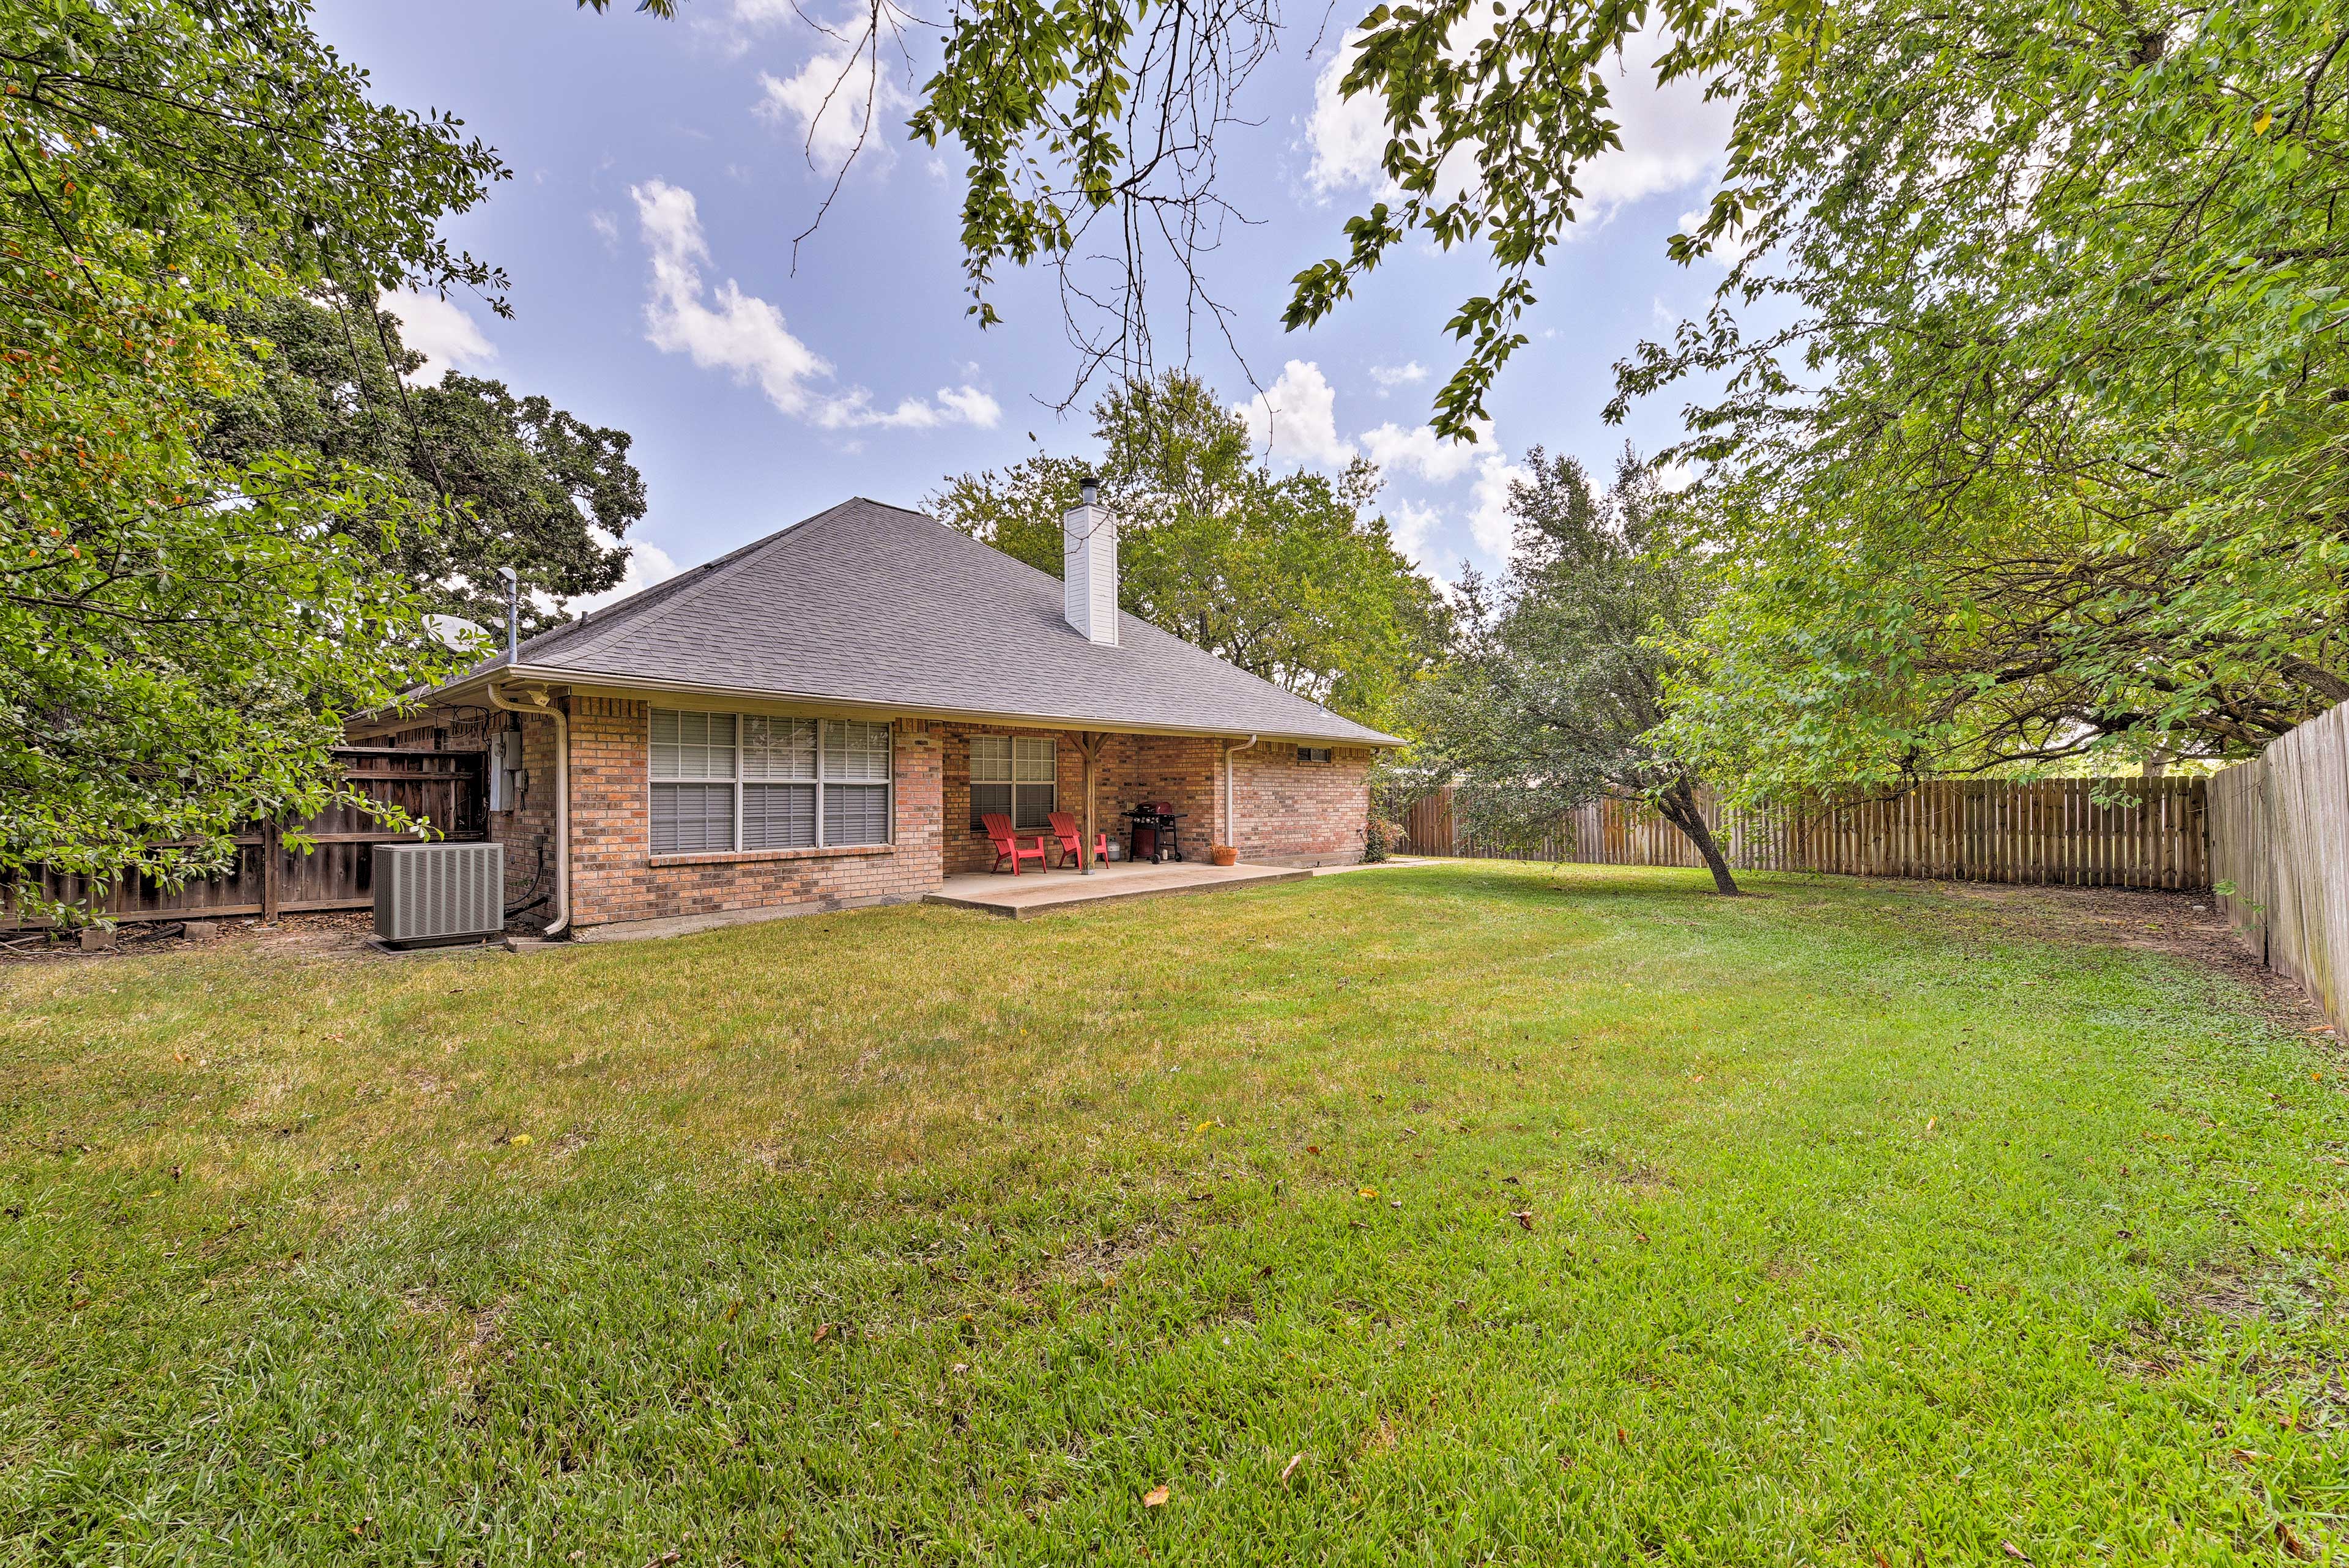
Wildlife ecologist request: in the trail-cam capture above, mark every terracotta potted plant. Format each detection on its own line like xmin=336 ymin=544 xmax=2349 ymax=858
xmin=1209 ymin=843 xmax=1238 ymax=867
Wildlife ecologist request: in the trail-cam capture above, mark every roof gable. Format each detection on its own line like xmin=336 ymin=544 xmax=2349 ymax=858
xmin=484 ymin=499 xmax=1400 ymax=746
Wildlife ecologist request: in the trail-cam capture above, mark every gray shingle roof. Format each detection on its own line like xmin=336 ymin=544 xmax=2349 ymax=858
xmin=460 ymin=498 xmax=1401 ymax=746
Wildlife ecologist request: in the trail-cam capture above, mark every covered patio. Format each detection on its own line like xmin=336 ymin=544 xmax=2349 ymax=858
xmin=924 ymin=858 xmax=1307 ymax=918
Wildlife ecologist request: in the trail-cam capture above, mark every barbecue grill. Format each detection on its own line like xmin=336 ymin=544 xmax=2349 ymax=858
xmin=1124 ymin=803 xmax=1187 ymax=864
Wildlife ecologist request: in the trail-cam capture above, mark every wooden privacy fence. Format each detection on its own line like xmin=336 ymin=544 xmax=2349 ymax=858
xmin=4 ymin=748 xmax=486 ymax=927
xmin=1387 ymin=778 xmax=2209 ymax=890
xmin=2208 ymin=707 xmax=2349 ymax=1027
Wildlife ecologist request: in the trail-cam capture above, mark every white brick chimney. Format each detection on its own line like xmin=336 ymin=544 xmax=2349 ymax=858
xmin=1063 ymin=472 xmax=1118 ymax=645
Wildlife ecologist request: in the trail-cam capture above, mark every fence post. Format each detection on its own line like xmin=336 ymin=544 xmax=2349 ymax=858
xmin=261 ymin=820 xmax=281 ymax=924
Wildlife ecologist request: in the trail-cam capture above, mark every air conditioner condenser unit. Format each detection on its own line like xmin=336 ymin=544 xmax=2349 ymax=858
xmin=374 ymin=841 xmax=505 ymax=948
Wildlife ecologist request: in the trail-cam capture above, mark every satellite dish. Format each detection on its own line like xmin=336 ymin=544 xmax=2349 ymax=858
xmin=426 ymin=614 xmax=491 ymax=653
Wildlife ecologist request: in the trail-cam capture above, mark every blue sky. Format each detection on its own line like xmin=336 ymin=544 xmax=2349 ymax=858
xmin=316 ymin=1 xmax=1736 ymax=606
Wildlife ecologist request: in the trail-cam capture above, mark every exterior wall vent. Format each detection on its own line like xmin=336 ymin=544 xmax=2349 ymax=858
xmin=373 ymin=841 xmax=504 ymax=948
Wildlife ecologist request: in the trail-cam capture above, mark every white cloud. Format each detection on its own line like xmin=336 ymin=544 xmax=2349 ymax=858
xmin=1359 ymin=418 xmax=1490 ymax=485
xmin=588 ymin=209 xmax=620 ymax=247
xmin=1369 ymin=361 xmax=1428 ymax=393
xmin=1575 ymin=44 xmax=1732 ymax=212
xmin=1234 ymin=360 xmax=1357 ymax=466
xmin=634 ymin=180 xmax=833 ymax=417
xmin=1367 ymin=425 xmax=1523 ymax=562
xmin=755 ymin=45 xmax=905 ymax=173
xmin=380 ymin=288 xmax=496 ymax=384
xmin=935 ymin=385 xmax=1004 ymax=428
xmin=1306 ymin=22 xmax=1730 ymax=220
xmin=1307 ymin=33 xmax=1390 ymax=196
xmin=694 ymin=0 xmax=803 ymax=57
xmin=1466 ymin=448 xmax=1532 ymax=557
xmin=1385 ymin=497 xmax=1443 ymax=566
xmin=630 ymin=180 xmax=997 ymax=432
xmin=565 ymin=537 xmax=683 ymax=619
xmin=814 ymin=385 xmax=1002 ymax=431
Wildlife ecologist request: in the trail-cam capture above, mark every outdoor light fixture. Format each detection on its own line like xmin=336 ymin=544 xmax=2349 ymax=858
xmin=1079 ymin=471 xmax=1099 ymax=507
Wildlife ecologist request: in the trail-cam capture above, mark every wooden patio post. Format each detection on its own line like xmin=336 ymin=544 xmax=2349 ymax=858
xmin=1076 ymin=732 xmax=1107 ymax=874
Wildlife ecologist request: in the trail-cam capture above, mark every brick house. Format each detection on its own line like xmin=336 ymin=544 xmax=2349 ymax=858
xmin=354 ymin=493 xmax=1400 ymax=935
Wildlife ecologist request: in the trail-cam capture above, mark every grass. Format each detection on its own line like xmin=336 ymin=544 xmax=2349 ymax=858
xmin=4 ymin=862 xmax=2347 ymax=1564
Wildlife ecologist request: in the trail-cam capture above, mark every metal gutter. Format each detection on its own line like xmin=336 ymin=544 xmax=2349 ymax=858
xmin=426 ymin=665 xmax=1405 ymax=750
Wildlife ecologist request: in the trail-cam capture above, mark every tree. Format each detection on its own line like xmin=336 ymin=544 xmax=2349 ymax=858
xmin=1412 ymin=448 xmax=1739 ymax=893
xmin=204 ymin=290 xmax=645 ymax=636
xmin=1630 ymin=1 xmax=2349 ymax=792
xmin=587 ymin=0 xmax=2349 ymax=779
xmin=929 ymin=372 xmax=1446 ymax=729
xmin=3 ymin=1 xmax=507 ymax=921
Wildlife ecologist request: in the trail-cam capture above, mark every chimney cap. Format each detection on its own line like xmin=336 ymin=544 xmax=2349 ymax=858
xmin=1077 ymin=470 xmax=1099 ymax=507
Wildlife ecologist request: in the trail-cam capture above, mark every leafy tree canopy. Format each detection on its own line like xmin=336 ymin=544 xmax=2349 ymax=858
xmin=3 ymin=1 xmax=507 ymax=920
xmin=204 ymin=290 xmax=645 ymax=637
xmin=1642 ymin=1 xmax=2349 ymax=792
xmin=590 ymin=0 xmax=2349 ymax=787
xmin=929 ymin=372 xmax=1446 ymax=730
xmin=1411 ymin=448 xmax=1739 ymax=892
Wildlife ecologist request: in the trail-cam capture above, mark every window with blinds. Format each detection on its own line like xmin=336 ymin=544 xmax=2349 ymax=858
xmin=649 ymin=710 xmax=737 ymax=854
xmin=650 ymin=709 xmax=892 ymax=853
xmin=822 ymin=719 xmax=891 ymax=845
xmin=741 ymin=715 xmax=817 ymax=849
xmin=969 ymin=735 xmax=1055 ymax=830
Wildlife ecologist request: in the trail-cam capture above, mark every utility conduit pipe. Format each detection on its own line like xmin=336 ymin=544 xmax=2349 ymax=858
xmin=487 ymin=681 xmax=570 ymax=937
xmin=1224 ymin=734 xmax=1258 ymax=857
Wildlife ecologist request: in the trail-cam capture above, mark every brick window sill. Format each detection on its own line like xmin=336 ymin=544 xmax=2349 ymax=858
xmin=649 ymin=843 xmax=894 ymax=868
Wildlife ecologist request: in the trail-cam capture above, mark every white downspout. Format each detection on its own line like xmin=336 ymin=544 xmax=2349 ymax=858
xmin=488 ymin=682 xmax=569 ymax=937
xmin=1224 ymin=734 xmax=1258 ymax=858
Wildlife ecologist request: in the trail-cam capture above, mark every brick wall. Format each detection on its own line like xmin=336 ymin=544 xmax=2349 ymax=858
xmin=388 ymin=697 xmax=1371 ymax=924
xmin=1231 ymin=742 xmax=1373 ymax=866
xmin=937 ymin=724 xmax=1223 ymax=872
xmin=552 ymin=696 xmax=945 ymax=930
xmin=492 ymin=711 xmax=560 ymax=926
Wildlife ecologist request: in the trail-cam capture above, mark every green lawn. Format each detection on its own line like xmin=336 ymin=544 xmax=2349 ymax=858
xmin=4 ymin=863 xmax=2346 ymax=1564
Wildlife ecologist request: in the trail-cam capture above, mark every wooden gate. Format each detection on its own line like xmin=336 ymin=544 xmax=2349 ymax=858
xmin=5 ymin=748 xmax=486 ymax=926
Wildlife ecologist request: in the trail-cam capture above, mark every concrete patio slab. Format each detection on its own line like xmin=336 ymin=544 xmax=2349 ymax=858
xmin=925 ymin=859 xmax=1308 ymax=918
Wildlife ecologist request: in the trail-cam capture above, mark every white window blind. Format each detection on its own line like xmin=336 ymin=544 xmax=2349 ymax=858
xmin=651 ymin=711 xmax=738 ymax=853
xmin=820 ymin=719 xmax=891 ymax=847
xmin=741 ymin=715 xmax=818 ymax=849
xmin=743 ymin=781 xmax=817 ymax=849
xmin=650 ymin=708 xmax=891 ymax=853
xmin=825 ymin=719 xmax=892 ymax=782
xmin=650 ymin=709 xmax=737 ymax=781
xmin=969 ymin=735 xmax=1054 ymax=830
xmin=743 ymin=716 xmax=817 ymax=780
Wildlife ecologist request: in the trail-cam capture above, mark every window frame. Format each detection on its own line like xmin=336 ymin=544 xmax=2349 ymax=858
xmin=968 ymin=734 xmax=1056 ymax=831
xmin=648 ymin=710 xmax=738 ymax=856
xmin=649 ymin=707 xmax=894 ymax=855
xmin=1297 ymin=745 xmax=1335 ymax=764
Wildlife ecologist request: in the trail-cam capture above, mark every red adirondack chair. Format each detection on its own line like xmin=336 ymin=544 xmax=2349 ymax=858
xmin=981 ymin=812 xmax=1048 ymax=875
xmin=1047 ymin=811 xmax=1108 ymax=869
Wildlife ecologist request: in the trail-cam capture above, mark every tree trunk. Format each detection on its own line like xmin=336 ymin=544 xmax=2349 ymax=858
xmin=1658 ymin=779 xmax=1740 ymax=895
